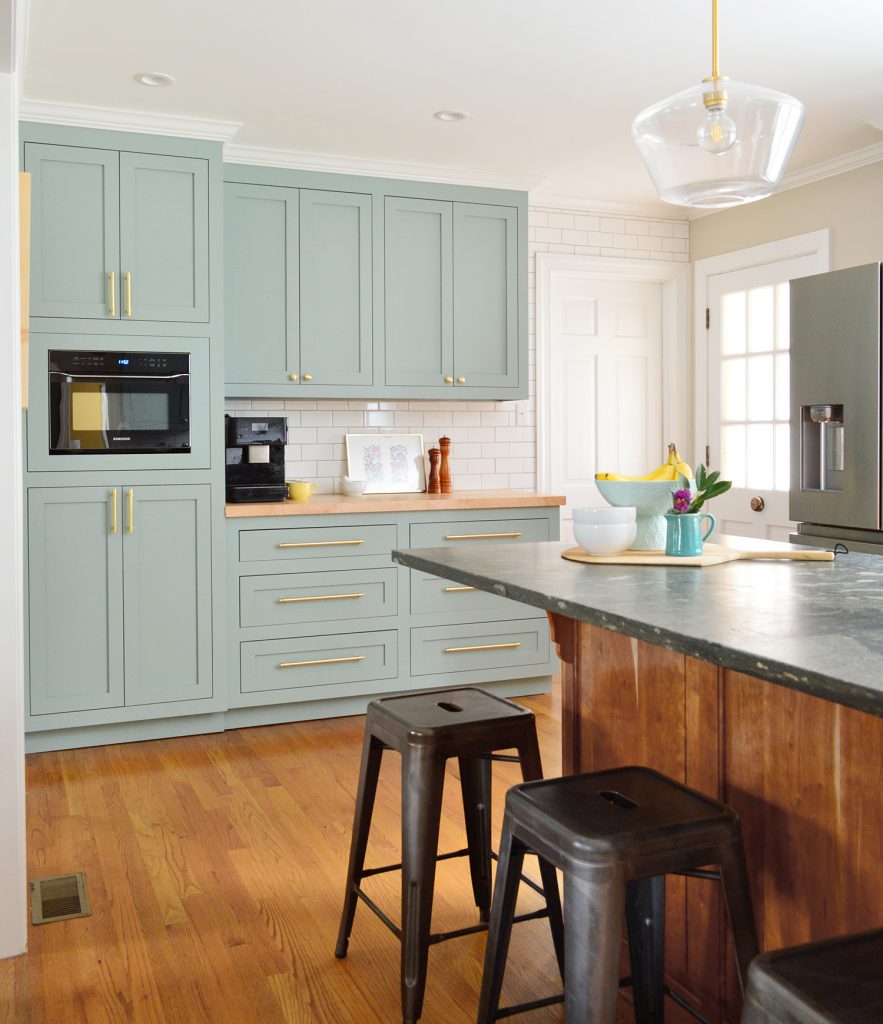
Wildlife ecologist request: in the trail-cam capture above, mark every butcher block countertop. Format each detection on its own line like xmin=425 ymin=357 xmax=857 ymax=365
xmin=225 ymin=489 xmax=566 ymax=517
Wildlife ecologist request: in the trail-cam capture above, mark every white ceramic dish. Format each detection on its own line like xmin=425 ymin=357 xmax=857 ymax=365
xmin=572 ymin=505 xmax=636 ymax=525
xmin=573 ymin=520 xmax=637 ymax=556
xmin=595 ymin=478 xmax=693 ymax=550
xmin=340 ymin=476 xmax=367 ymax=496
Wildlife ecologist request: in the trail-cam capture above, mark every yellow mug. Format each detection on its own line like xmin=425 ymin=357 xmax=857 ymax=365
xmin=288 ymin=480 xmax=319 ymax=502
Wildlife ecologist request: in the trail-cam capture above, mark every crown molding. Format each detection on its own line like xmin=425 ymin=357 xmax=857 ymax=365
xmin=528 ymin=190 xmax=683 ymax=221
xmin=18 ymin=99 xmax=242 ymax=142
xmin=223 ymin=142 xmax=543 ymax=191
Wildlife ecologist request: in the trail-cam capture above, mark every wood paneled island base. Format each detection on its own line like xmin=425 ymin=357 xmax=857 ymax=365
xmin=550 ymin=614 xmax=883 ymax=1024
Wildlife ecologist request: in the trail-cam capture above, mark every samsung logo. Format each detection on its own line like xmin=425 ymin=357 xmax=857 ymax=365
xmin=112 ymin=436 xmax=132 ymax=441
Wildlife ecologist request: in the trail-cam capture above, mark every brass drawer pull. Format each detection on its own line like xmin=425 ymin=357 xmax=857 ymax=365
xmin=278 ymin=655 xmax=366 ymax=669
xmin=277 ymin=592 xmax=364 ymax=604
xmin=277 ymin=539 xmax=365 ymax=549
xmin=443 ymin=642 xmax=522 ymax=654
xmin=110 ymin=489 xmax=118 ymax=535
xmin=126 ymin=488 xmax=134 ymax=534
xmin=443 ymin=532 xmax=523 ymax=541
xmin=124 ymin=271 xmax=133 ymax=318
xmin=443 ymin=585 xmax=476 ymax=592
xmin=107 ymin=271 xmax=115 ymax=317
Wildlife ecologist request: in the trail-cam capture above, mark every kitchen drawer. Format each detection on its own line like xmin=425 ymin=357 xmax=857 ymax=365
xmin=240 ymin=630 xmax=397 ymax=697
xmin=239 ymin=523 xmax=397 ymax=565
xmin=410 ymin=570 xmax=541 ymax=619
xmin=410 ymin=619 xmax=550 ymax=677
xmin=409 ymin=517 xmax=549 ymax=550
xmin=240 ymin=567 xmax=397 ymax=627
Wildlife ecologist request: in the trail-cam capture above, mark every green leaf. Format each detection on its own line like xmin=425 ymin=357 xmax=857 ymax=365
xmin=704 ymin=470 xmax=721 ymax=488
xmin=696 ymin=464 xmax=707 ymax=488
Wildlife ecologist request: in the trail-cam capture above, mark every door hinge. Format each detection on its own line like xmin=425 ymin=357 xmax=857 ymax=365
xmin=705 ymin=307 xmax=710 ymax=330
xmin=705 ymin=444 xmax=711 ymax=468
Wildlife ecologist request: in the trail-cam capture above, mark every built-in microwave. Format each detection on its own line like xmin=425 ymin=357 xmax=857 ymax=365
xmin=48 ymin=350 xmax=191 ymax=454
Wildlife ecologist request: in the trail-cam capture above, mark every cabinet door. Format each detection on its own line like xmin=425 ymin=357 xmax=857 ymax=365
xmin=224 ymin=182 xmax=299 ymax=385
xmin=24 ymin=144 xmax=120 ymax=319
xmin=119 ymin=153 xmax=209 ymax=322
xmin=384 ymin=197 xmax=453 ymax=387
xmin=453 ymin=203 xmax=519 ymax=388
xmin=28 ymin=487 xmax=124 ymax=714
xmin=122 ymin=485 xmax=212 ymax=706
xmin=300 ymin=189 xmax=373 ymax=387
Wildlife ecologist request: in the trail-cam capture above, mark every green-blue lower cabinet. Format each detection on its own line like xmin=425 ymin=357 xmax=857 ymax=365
xmin=28 ymin=487 xmax=125 ymax=714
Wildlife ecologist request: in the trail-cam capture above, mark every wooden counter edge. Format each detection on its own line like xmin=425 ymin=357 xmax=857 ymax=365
xmin=225 ymin=491 xmax=566 ymax=517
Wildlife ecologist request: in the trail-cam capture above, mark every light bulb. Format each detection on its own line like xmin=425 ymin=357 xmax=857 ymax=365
xmin=697 ymin=106 xmax=737 ymax=154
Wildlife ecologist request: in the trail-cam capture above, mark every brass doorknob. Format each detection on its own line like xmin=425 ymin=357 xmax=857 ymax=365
xmin=456 ymin=376 xmax=466 ymax=384
xmin=289 ymin=373 xmax=299 ymax=382
xmin=303 ymin=374 xmax=313 ymax=382
xmin=444 ymin=375 xmax=453 ymax=384
xmin=750 ymin=496 xmax=765 ymax=512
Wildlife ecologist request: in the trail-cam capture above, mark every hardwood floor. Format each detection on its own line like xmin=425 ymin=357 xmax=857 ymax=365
xmin=1 ymin=690 xmax=586 ymax=1024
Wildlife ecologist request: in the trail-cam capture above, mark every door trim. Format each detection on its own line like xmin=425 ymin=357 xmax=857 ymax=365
xmin=693 ymin=229 xmax=831 ymax=470
xmin=536 ymin=252 xmax=691 ymax=492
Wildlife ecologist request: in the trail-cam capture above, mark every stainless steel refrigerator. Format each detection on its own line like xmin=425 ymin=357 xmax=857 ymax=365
xmin=790 ymin=262 xmax=883 ymax=552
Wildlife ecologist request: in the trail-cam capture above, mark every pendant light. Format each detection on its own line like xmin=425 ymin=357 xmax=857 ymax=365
xmin=631 ymin=0 xmax=805 ymax=208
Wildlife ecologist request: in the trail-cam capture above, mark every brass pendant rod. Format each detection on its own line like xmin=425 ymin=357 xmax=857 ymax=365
xmin=711 ymin=0 xmax=720 ymax=79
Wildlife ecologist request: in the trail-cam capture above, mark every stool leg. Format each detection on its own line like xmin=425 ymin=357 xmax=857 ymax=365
xmin=458 ymin=755 xmax=493 ymax=922
xmin=563 ymin=870 xmax=626 ymax=1024
xmin=401 ymin=747 xmax=446 ymax=1024
xmin=476 ymin=819 xmax=527 ymax=1024
xmin=335 ymin=731 xmax=384 ymax=958
xmin=717 ymin=837 xmax=760 ymax=993
xmin=625 ymin=875 xmax=666 ymax=1024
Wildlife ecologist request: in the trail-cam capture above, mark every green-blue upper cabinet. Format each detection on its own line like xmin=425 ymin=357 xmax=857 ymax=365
xmin=28 ymin=487 xmax=125 ymax=715
xmin=299 ymin=189 xmax=372 ymax=387
xmin=384 ymin=196 xmax=453 ymax=388
xmin=453 ymin=203 xmax=519 ymax=389
xmin=224 ymin=182 xmax=299 ymax=385
xmin=119 ymin=153 xmax=210 ymax=322
xmin=122 ymin=484 xmax=213 ymax=706
xmin=25 ymin=144 xmax=120 ymax=319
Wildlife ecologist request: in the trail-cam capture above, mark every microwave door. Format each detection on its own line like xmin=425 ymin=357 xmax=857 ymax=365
xmin=54 ymin=377 xmax=111 ymax=451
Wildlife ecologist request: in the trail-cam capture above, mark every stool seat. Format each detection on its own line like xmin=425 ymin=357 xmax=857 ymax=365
xmin=742 ymin=929 xmax=883 ymax=1024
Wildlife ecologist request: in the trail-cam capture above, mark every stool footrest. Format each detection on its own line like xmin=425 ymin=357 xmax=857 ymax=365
xmin=429 ymin=906 xmax=550 ymax=947
xmin=663 ymin=984 xmax=714 ymax=1024
xmin=354 ymin=885 xmax=401 ymax=939
xmin=493 ymin=992 xmax=565 ymax=1019
xmin=359 ymin=846 xmax=471 ymax=879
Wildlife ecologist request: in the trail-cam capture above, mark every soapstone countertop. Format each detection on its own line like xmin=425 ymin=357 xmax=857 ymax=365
xmin=391 ymin=538 xmax=883 ymax=718
xmin=225 ymin=490 xmax=565 ymax=517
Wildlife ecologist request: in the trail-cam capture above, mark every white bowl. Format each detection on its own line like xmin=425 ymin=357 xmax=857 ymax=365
xmin=340 ymin=477 xmax=367 ymax=496
xmin=573 ymin=521 xmax=637 ymax=556
xmin=573 ymin=505 xmax=636 ymax=525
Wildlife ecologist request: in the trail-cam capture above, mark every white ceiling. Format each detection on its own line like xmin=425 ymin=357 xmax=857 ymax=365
xmin=21 ymin=0 xmax=883 ymax=212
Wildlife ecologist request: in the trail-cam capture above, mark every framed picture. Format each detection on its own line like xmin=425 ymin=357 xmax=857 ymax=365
xmin=345 ymin=433 xmax=426 ymax=493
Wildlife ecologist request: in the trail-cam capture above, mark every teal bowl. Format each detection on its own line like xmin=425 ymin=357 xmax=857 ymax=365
xmin=595 ymin=478 xmax=691 ymax=550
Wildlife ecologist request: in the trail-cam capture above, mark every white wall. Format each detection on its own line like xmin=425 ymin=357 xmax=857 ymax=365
xmin=0 ymin=64 xmax=27 ymax=959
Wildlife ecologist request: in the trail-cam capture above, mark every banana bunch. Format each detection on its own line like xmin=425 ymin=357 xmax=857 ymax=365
xmin=596 ymin=443 xmax=693 ymax=482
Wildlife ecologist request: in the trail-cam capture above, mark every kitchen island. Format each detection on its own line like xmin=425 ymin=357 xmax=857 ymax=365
xmin=391 ymin=540 xmax=883 ymax=1024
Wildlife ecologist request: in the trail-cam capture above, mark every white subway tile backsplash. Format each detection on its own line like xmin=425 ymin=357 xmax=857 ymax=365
xmin=301 ymin=411 xmax=333 ymax=427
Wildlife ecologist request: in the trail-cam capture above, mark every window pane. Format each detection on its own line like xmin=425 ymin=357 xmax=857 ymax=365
xmin=748 ymin=286 xmax=775 ymax=352
xmin=746 ymin=424 xmax=775 ymax=488
xmin=723 ymin=358 xmax=746 ymax=421
xmin=776 ymin=283 xmax=790 ymax=350
xmin=747 ymin=355 xmax=775 ymax=420
xmin=775 ymin=423 xmax=790 ymax=491
xmin=721 ymin=291 xmax=746 ymax=355
xmin=775 ymin=353 xmax=790 ymax=422
xmin=723 ymin=424 xmax=746 ymax=488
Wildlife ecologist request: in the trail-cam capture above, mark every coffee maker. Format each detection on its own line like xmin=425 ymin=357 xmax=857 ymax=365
xmin=225 ymin=415 xmax=288 ymax=503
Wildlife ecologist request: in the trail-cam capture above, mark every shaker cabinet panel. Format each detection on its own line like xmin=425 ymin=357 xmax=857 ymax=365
xmin=384 ymin=196 xmax=453 ymax=388
xmin=25 ymin=144 xmax=120 ymax=320
xmin=299 ymin=189 xmax=373 ymax=387
xmin=119 ymin=153 xmax=210 ymax=322
xmin=224 ymin=182 xmax=299 ymax=385
xmin=28 ymin=487 xmax=125 ymax=714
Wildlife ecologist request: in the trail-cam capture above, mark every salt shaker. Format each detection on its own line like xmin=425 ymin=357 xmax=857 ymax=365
xmin=427 ymin=448 xmax=441 ymax=494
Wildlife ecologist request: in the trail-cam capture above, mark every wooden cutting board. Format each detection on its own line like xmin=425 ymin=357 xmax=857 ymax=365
xmin=561 ymin=542 xmax=835 ymax=567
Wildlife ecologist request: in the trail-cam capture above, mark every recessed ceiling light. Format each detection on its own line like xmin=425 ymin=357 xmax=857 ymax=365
xmin=433 ymin=110 xmax=469 ymax=122
xmin=134 ymin=72 xmax=175 ymax=88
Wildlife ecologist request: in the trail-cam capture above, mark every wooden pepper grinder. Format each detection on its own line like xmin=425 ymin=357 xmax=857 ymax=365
xmin=427 ymin=448 xmax=441 ymax=494
xmin=438 ymin=436 xmax=453 ymax=494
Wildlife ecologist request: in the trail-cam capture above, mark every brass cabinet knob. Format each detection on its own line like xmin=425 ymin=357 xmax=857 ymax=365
xmin=444 ymin=375 xmax=453 ymax=384
xmin=750 ymin=496 xmax=765 ymax=512
xmin=289 ymin=373 xmax=299 ymax=382
xmin=456 ymin=376 xmax=466 ymax=384
xmin=303 ymin=374 xmax=313 ymax=382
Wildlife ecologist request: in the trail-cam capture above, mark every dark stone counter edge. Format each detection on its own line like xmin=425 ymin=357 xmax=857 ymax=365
xmin=392 ymin=549 xmax=883 ymax=720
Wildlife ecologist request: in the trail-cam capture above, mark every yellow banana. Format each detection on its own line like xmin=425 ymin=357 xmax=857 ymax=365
xmin=596 ymin=442 xmax=693 ymax=482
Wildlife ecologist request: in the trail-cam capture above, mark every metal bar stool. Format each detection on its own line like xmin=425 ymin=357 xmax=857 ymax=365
xmin=477 ymin=766 xmax=759 ymax=1024
xmin=741 ymin=929 xmax=883 ymax=1024
xmin=334 ymin=686 xmax=565 ymax=1024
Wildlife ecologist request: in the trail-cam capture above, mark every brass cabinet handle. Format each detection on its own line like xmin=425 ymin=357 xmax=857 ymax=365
xmin=278 ymin=655 xmax=366 ymax=669
xmin=443 ymin=532 xmax=523 ymax=541
xmin=444 ymin=585 xmax=476 ymax=592
xmin=124 ymin=272 xmax=133 ymax=317
xmin=456 ymin=376 xmax=466 ymax=384
xmin=289 ymin=373 xmax=299 ymax=382
xmin=444 ymin=642 xmax=522 ymax=654
xmin=444 ymin=375 xmax=453 ymax=384
xmin=107 ymin=271 xmax=116 ymax=317
xmin=110 ymin=489 xmax=118 ymax=534
xmin=126 ymin=489 xmax=134 ymax=534
xmin=277 ymin=592 xmax=364 ymax=604
xmin=277 ymin=539 xmax=364 ymax=549
xmin=303 ymin=373 xmax=313 ymax=382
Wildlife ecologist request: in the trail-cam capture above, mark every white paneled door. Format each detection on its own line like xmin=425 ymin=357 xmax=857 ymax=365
xmin=547 ymin=272 xmax=663 ymax=543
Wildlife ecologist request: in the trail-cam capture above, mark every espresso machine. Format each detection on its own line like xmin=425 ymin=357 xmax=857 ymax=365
xmin=225 ymin=415 xmax=288 ymax=503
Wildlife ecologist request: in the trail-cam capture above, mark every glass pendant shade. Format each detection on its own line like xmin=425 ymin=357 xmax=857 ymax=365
xmin=631 ymin=78 xmax=805 ymax=208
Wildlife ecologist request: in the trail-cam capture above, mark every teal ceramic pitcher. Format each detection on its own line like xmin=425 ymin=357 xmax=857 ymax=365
xmin=664 ymin=511 xmax=716 ymax=557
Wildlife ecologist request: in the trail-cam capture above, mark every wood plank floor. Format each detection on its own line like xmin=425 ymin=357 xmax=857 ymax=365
xmin=1 ymin=689 xmax=613 ymax=1024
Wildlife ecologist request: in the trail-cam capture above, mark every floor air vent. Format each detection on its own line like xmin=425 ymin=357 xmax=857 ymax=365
xmin=30 ymin=872 xmax=91 ymax=925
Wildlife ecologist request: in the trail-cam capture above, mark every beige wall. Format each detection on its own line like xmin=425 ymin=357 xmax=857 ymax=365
xmin=690 ymin=162 xmax=883 ymax=270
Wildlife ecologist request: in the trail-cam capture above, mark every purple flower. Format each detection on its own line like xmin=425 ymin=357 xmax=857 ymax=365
xmin=672 ymin=488 xmax=693 ymax=513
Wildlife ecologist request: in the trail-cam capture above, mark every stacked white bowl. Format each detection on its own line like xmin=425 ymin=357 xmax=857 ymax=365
xmin=572 ymin=506 xmax=637 ymax=555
